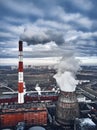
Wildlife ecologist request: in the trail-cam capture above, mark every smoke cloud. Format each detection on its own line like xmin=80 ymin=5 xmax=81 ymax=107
xmin=54 ymin=52 xmax=80 ymax=92
xmin=20 ymin=28 xmax=64 ymax=45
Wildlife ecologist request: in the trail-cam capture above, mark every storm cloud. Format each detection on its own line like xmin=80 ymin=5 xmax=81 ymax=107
xmin=0 ymin=0 xmax=97 ymax=59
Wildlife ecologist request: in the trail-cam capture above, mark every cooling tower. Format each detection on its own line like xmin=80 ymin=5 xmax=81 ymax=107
xmin=56 ymin=91 xmax=79 ymax=126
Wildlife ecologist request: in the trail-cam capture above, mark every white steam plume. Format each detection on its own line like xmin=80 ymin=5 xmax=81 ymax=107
xmin=35 ymin=83 xmax=41 ymax=95
xmin=54 ymin=52 xmax=80 ymax=92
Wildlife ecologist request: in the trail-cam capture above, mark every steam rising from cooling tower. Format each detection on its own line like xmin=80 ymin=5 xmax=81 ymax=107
xmin=20 ymin=28 xmax=64 ymax=45
xmin=54 ymin=52 xmax=80 ymax=92
xmin=53 ymin=52 xmax=80 ymax=126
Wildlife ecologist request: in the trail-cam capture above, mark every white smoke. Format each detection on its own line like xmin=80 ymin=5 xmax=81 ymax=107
xmin=20 ymin=28 xmax=64 ymax=45
xmin=35 ymin=83 xmax=41 ymax=95
xmin=54 ymin=52 xmax=80 ymax=92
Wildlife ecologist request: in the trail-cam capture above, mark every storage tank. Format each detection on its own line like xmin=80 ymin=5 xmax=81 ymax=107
xmin=56 ymin=91 xmax=79 ymax=126
xmin=29 ymin=126 xmax=46 ymax=130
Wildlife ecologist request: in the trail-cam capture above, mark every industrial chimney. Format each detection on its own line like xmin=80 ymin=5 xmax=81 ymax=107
xmin=18 ymin=40 xmax=24 ymax=104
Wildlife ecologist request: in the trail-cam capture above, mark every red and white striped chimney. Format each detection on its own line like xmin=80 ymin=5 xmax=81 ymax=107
xmin=18 ymin=40 xmax=24 ymax=104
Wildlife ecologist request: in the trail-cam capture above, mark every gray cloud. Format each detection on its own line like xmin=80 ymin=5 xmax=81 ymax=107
xmin=0 ymin=0 xmax=97 ymax=59
xmin=0 ymin=0 xmax=44 ymax=17
xmin=72 ymin=0 xmax=93 ymax=11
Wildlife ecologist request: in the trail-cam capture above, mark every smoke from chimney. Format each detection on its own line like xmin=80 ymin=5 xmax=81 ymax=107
xmin=54 ymin=52 xmax=80 ymax=92
xmin=20 ymin=28 xmax=64 ymax=45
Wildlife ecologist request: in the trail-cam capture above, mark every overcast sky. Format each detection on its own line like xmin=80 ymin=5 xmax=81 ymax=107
xmin=0 ymin=0 xmax=97 ymax=59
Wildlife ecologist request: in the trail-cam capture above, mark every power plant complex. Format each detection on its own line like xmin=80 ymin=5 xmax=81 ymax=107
xmin=0 ymin=41 xmax=97 ymax=130
xmin=0 ymin=41 xmax=48 ymax=128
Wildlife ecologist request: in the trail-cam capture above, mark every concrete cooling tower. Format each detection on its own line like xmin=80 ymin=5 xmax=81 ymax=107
xmin=56 ymin=91 xmax=79 ymax=126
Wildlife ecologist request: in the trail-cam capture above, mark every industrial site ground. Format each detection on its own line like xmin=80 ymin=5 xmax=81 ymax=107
xmin=0 ymin=65 xmax=97 ymax=130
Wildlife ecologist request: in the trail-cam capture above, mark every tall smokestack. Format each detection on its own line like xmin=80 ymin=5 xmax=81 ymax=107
xmin=18 ymin=40 xmax=24 ymax=104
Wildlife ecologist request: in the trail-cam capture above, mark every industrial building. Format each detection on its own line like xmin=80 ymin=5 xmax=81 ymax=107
xmin=0 ymin=41 xmax=58 ymax=129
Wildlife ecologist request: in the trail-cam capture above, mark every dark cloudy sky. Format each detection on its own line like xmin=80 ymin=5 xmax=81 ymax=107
xmin=0 ymin=0 xmax=97 ymax=59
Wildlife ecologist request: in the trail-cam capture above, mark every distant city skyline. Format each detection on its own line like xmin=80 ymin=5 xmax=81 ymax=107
xmin=0 ymin=57 xmax=60 ymax=66
xmin=0 ymin=0 xmax=97 ymax=62
xmin=0 ymin=57 xmax=97 ymax=66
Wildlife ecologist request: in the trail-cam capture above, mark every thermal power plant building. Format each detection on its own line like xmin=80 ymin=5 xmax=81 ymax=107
xmin=0 ymin=41 xmax=48 ymax=129
xmin=56 ymin=91 xmax=79 ymax=126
